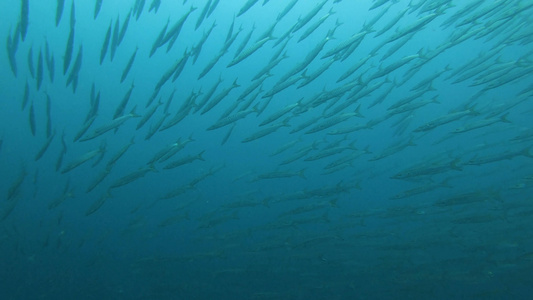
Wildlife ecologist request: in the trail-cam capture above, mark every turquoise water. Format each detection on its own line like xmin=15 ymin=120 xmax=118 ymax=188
xmin=1 ymin=0 xmax=532 ymax=299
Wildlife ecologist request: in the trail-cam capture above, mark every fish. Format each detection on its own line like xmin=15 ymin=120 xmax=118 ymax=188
xmin=237 ymin=0 xmax=260 ymax=17
xmin=278 ymin=33 xmax=332 ymax=83
xmin=20 ymin=81 xmax=30 ymax=110
xmin=291 ymin=0 xmax=328 ymax=33
xmin=392 ymin=158 xmax=462 ymax=180
xmin=305 ymin=144 xmax=354 ymax=162
xmin=85 ymin=191 xmax=111 ymax=216
xmin=195 ymin=0 xmax=213 ymax=30
xmin=387 ymin=12 xmax=442 ymax=44
xmin=35 ymin=49 xmax=44 ymax=90
xmin=48 ymin=182 xmax=75 ymax=209
xmin=61 ymin=144 xmax=106 ymax=174
xmin=43 ymin=40 xmax=55 ymax=83
xmin=20 ymin=0 xmax=29 ymax=41
xmin=269 ymin=139 xmax=301 ymax=157
xmin=262 ymin=74 xmax=303 ymax=99
xmin=191 ymin=21 xmax=217 ymax=64
xmin=63 ymin=27 xmax=75 ymax=75
xmin=154 ymin=53 xmax=188 ymax=92
xmin=73 ymin=115 xmax=96 ymax=143
xmin=298 ymin=8 xmax=335 ymax=43
xmin=306 ymin=106 xmax=363 ymax=134
xmin=219 ymin=100 xmax=242 ymax=121
xmin=322 ymin=30 xmax=370 ymax=60
xmin=201 ymin=79 xmax=240 ymax=115
xmin=207 ymin=0 xmax=220 ymax=18
xmin=277 ymin=0 xmax=298 ymax=21
xmin=371 ymin=53 xmax=420 ymax=81
xmin=252 ymin=53 xmax=287 ymax=82
xmin=27 ymin=47 xmax=35 ymax=78
xmin=132 ymin=0 xmax=146 ymax=21
xmin=159 ymin=183 xmax=195 ymax=200
xmin=227 ymin=35 xmax=273 ymax=67
xmin=197 ymin=49 xmax=226 ymax=80
xmin=147 ymin=139 xmax=182 ymax=165
xmin=388 ymin=96 xmax=440 ymax=119
xmin=207 ymin=108 xmax=256 ymax=131
xmin=298 ymin=58 xmax=336 ymax=88
xmin=65 ymin=45 xmax=83 ymax=91
xmin=220 ymin=123 xmax=236 ymax=146
xmin=34 ymin=131 xmax=57 ymax=161
xmin=369 ymin=137 xmax=416 ymax=162
xmin=238 ymin=26 xmax=258 ymax=59
xmin=198 ymin=211 xmax=239 ymax=229
xmin=106 ymin=138 xmax=135 ymax=170
xmin=242 ymin=119 xmax=290 ymax=143
xmin=391 ymin=178 xmax=452 ymax=200
xmin=109 ymin=17 xmax=120 ymax=61
xmin=117 ymin=10 xmax=132 ymax=46
xmin=148 ymin=0 xmax=162 ymax=13
xmin=413 ymin=105 xmax=479 ymax=132
xmin=452 ymin=113 xmax=511 ymax=134
xmin=55 ymin=132 xmax=67 ymax=171
xmin=375 ymin=7 xmax=408 ymax=38
xmin=158 ymin=91 xmax=197 ymax=132
xmin=195 ymin=76 xmax=224 ymax=113
xmin=323 ymin=148 xmax=369 ymax=170
xmin=161 ymin=6 xmax=197 ymax=50
xmin=158 ymin=136 xmax=195 ymax=163
xmin=94 ymin=0 xmax=102 ymax=19
xmin=158 ymin=212 xmax=190 ymax=227
xmin=69 ymin=1 xmax=76 ymax=29
xmin=171 ymin=49 xmax=190 ymax=83
xmin=56 ymin=0 xmax=65 ymax=26
xmin=465 ymin=147 xmax=533 ymax=166
xmin=98 ymin=22 xmax=112 ymax=65
xmin=161 ymin=89 xmax=176 ymax=114
xmin=113 ymin=84 xmax=135 ymax=120
xmin=80 ymin=108 xmax=140 ymax=142
xmin=279 ymin=199 xmax=336 ymax=219
xmin=434 ymin=190 xmax=500 ymax=207
xmin=28 ymin=101 xmax=36 ymax=136
xmin=337 ymin=54 xmax=375 ymax=83
xmin=6 ymin=28 xmax=19 ymax=77
xmin=163 ymin=151 xmax=206 ymax=170
xmin=7 ymin=166 xmax=27 ymax=200
xmin=220 ymin=25 xmax=243 ymax=56
xmin=145 ymin=113 xmax=169 ymax=141
xmin=289 ymin=115 xmax=322 ymax=134
xmin=137 ymin=100 xmax=162 ymax=130
xmin=110 ymin=164 xmax=156 ymax=189
xmin=259 ymin=100 xmax=300 ymax=127
xmin=239 ymin=85 xmax=263 ymax=113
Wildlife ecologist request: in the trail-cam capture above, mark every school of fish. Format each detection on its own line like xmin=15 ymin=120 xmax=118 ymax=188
xmin=1 ymin=0 xmax=533 ymax=298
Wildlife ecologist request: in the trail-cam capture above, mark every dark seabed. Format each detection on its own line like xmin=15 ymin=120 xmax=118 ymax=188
xmin=1 ymin=0 xmax=533 ymax=299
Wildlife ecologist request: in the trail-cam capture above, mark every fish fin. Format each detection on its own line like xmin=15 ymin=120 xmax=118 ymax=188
xmin=500 ymin=113 xmax=511 ymax=123
xmin=354 ymin=104 xmax=364 ymax=118
xmin=197 ymin=150 xmax=206 ymax=161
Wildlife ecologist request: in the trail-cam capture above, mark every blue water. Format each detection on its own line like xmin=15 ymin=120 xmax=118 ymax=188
xmin=1 ymin=0 xmax=532 ymax=299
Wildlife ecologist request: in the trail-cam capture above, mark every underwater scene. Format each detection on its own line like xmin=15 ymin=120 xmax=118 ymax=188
xmin=1 ymin=0 xmax=533 ymax=299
